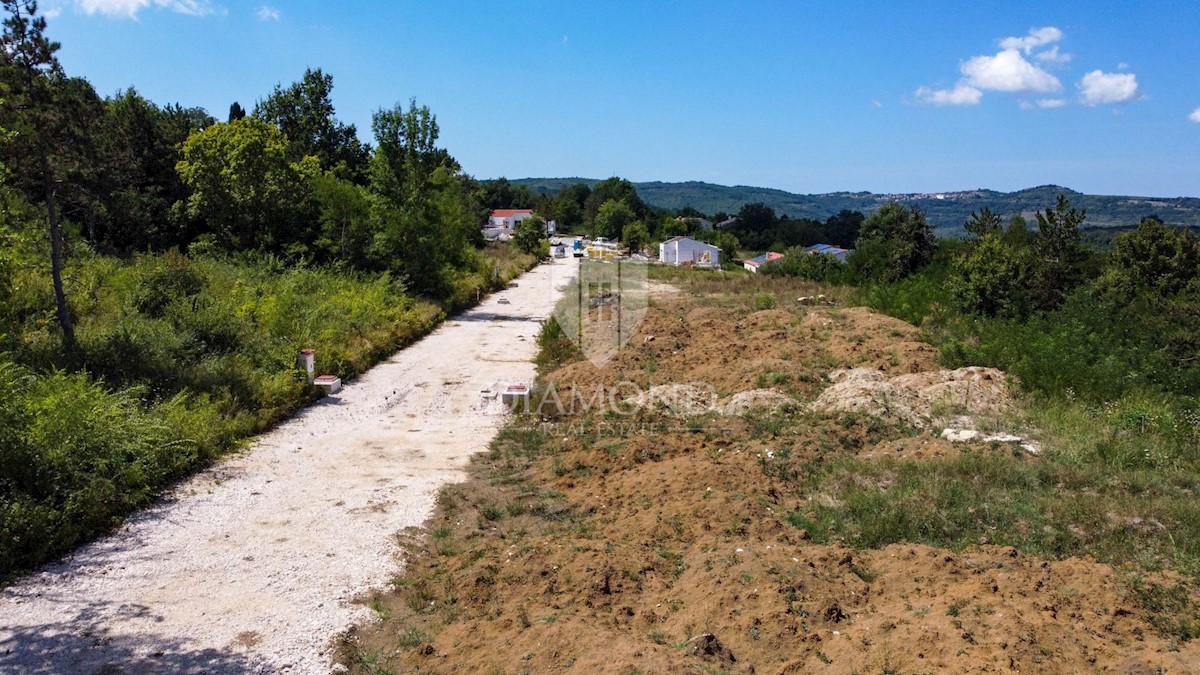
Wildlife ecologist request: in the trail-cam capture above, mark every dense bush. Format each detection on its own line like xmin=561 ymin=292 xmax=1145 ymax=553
xmin=849 ymin=203 xmax=935 ymax=282
xmin=0 ymin=243 xmax=536 ymax=580
xmin=0 ymin=357 xmax=202 ymax=575
xmin=761 ymin=248 xmax=846 ymax=283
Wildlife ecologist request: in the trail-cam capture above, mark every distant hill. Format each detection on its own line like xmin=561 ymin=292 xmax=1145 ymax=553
xmin=509 ymin=178 xmax=1200 ymax=236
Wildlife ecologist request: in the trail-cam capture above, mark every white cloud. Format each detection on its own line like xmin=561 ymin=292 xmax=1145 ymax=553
xmin=916 ymin=83 xmax=983 ymax=106
xmin=1188 ymin=107 xmax=1200 ymax=123
xmin=76 ymin=0 xmax=213 ymax=18
xmin=962 ymin=48 xmax=1061 ymax=93
xmin=256 ymin=5 xmax=279 ymax=20
xmin=1078 ymin=70 xmax=1139 ymax=106
xmin=1034 ymin=45 xmax=1072 ymax=65
xmin=44 ymin=6 xmax=62 ymax=17
xmin=1118 ymin=62 xmax=1130 ymax=71
xmin=999 ymin=26 xmax=1062 ymax=54
xmin=871 ymin=99 xmax=883 ymax=109
xmin=1019 ymin=98 xmax=1066 ymax=110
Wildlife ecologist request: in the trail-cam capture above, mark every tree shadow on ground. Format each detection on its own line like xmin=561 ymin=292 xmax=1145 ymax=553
xmin=454 ymin=310 xmax=536 ymax=323
xmin=0 ymin=600 xmax=265 ymax=674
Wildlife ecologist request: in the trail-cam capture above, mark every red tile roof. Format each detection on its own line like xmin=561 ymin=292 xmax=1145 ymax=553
xmin=490 ymin=209 xmax=534 ymax=218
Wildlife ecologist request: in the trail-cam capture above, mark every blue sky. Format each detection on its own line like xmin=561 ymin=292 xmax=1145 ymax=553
xmin=41 ymin=0 xmax=1200 ymax=197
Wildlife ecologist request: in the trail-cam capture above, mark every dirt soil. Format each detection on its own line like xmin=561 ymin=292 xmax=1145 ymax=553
xmin=0 ymin=261 xmax=578 ymax=674
xmin=340 ymin=287 xmax=1200 ymax=674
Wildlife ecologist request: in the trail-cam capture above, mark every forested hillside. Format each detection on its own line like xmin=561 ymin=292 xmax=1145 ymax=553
xmin=510 ymin=178 xmax=1200 ymax=235
xmin=0 ymin=0 xmax=536 ymax=578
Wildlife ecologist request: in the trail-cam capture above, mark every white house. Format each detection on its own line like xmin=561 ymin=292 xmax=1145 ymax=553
xmin=484 ymin=209 xmax=534 ymax=240
xmin=659 ymin=236 xmax=720 ymax=267
xmin=483 ymin=209 xmax=557 ymax=241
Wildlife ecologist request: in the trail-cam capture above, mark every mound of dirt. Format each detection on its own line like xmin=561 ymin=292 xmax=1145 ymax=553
xmin=623 ymin=383 xmax=718 ymax=415
xmin=715 ymin=388 xmax=799 ymax=416
xmin=891 ymin=366 xmax=1012 ymax=415
xmin=810 ymin=366 xmax=1011 ymax=428
xmin=545 ymin=301 xmax=943 ymax=415
xmin=341 ymin=282 xmax=1200 ymax=675
xmin=622 ymin=386 xmax=799 ymax=418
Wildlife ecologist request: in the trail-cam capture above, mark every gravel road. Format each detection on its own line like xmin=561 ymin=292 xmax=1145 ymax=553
xmin=0 ymin=260 xmax=578 ymax=674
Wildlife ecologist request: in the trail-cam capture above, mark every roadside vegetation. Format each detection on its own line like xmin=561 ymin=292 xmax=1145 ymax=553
xmin=0 ymin=2 xmax=537 ymax=579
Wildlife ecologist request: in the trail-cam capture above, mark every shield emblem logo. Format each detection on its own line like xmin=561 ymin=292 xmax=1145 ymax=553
xmin=551 ymin=256 xmax=648 ymax=367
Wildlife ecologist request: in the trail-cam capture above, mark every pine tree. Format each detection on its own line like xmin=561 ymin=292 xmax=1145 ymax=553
xmin=0 ymin=0 xmax=74 ymax=350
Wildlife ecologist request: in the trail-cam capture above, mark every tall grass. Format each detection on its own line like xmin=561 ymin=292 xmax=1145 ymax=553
xmin=783 ymin=386 xmax=1200 ymax=582
xmin=0 ymin=244 xmax=536 ymax=580
xmin=0 ymin=357 xmax=204 ymax=574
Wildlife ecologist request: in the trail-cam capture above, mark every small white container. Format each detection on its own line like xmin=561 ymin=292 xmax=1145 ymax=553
xmin=501 ymin=383 xmax=530 ymax=409
xmin=314 ymin=375 xmax=341 ymax=395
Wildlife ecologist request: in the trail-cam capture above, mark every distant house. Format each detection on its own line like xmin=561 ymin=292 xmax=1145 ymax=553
xmin=743 ymin=251 xmax=784 ymax=274
xmin=484 ymin=209 xmax=549 ymax=241
xmin=804 ymin=244 xmax=852 ymax=262
xmin=716 ymin=217 xmax=738 ymax=229
xmin=659 ymin=236 xmax=720 ymax=267
xmin=482 ymin=210 xmax=552 ymax=241
xmin=676 ymin=216 xmax=713 ymax=231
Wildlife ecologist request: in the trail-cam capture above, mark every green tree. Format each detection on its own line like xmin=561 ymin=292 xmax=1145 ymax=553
xmin=513 ymin=214 xmax=545 ymax=255
xmin=696 ymin=229 xmax=739 ymax=267
xmin=655 ymin=218 xmax=688 ymax=241
xmin=963 ymin=207 xmax=1003 ymax=239
xmin=310 ymin=173 xmax=372 ymax=264
xmin=554 ymin=182 xmax=590 ymax=232
xmin=950 ymin=233 xmax=1031 ymax=317
xmin=593 ymin=199 xmax=635 ymax=240
xmin=370 ymin=98 xmax=457 ymax=207
xmin=1002 ymin=213 xmax=1035 ymax=248
xmin=852 ymin=203 xmax=934 ymax=282
xmin=367 ymin=100 xmax=470 ymax=295
xmin=824 ymin=210 xmax=864 ymax=248
xmin=736 ymin=202 xmax=777 ymax=232
xmin=176 ymin=117 xmax=320 ymax=252
xmin=1095 ymin=217 xmax=1200 ymax=299
xmin=97 ymin=89 xmax=210 ymax=251
xmin=622 ymin=219 xmax=650 ymax=255
xmin=583 ymin=177 xmax=646 ymax=228
xmin=1029 ymin=194 xmax=1087 ymax=311
xmin=370 ymin=167 xmax=473 ymax=295
xmin=479 ymin=177 xmax=534 ymax=210
xmin=0 ymin=0 xmax=74 ymax=350
xmin=0 ymin=125 xmax=16 ymax=325
xmin=254 ymin=68 xmax=369 ymax=183
xmin=728 ymin=202 xmax=778 ymax=250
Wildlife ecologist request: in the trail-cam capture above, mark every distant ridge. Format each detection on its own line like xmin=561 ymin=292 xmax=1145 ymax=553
xmin=509 ymin=178 xmax=1200 ymax=235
